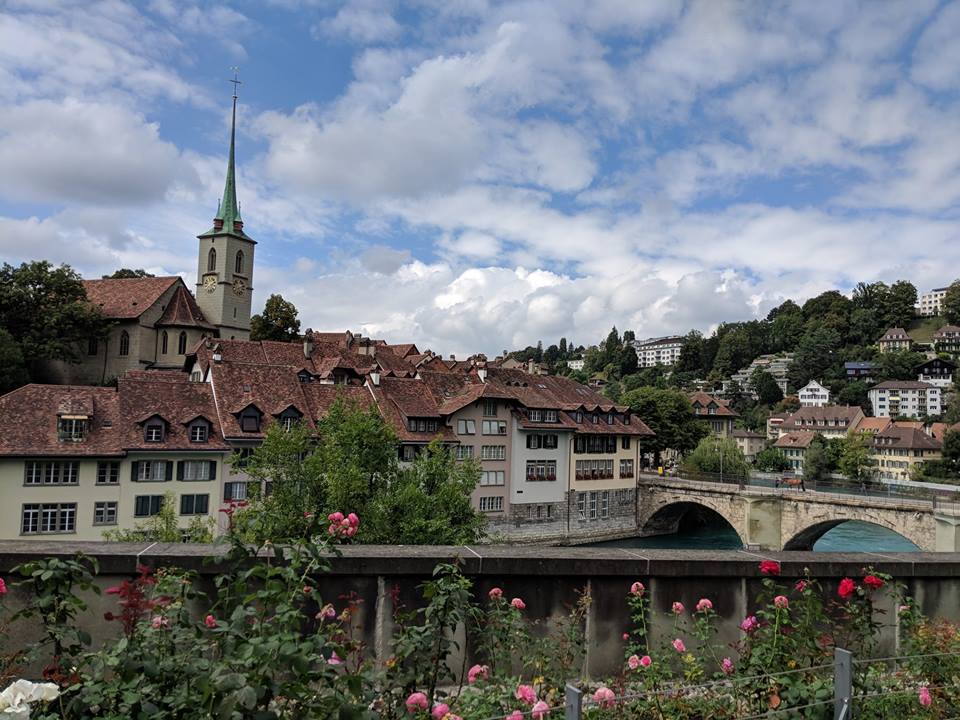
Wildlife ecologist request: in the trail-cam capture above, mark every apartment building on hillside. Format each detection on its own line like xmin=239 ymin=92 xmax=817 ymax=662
xmin=868 ymin=381 xmax=941 ymax=419
xmin=689 ymin=392 xmax=738 ymax=437
xmin=633 ymin=336 xmax=684 ymax=368
xmin=918 ymin=287 xmax=950 ymax=317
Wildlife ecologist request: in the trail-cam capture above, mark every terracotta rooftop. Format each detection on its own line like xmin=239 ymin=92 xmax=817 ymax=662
xmin=779 ymin=405 xmax=864 ymax=431
xmin=871 ymin=380 xmax=937 ymax=390
xmin=878 ymin=327 xmax=911 ymax=341
xmin=774 ymin=431 xmax=818 ymax=449
xmin=83 ymin=276 xmax=179 ymax=319
xmin=874 ymin=426 xmax=942 ymax=451
xmin=157 ymin=284 xmax=215 ymax=329
xmin=689 ymin=392 xmax=739 ymax=418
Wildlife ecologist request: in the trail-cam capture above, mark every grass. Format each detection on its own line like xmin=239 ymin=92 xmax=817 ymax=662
xmin=907 ymin=315 xmax=947 ymax=343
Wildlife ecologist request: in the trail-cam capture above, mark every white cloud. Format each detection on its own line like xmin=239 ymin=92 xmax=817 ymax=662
xmin=314 ymin=0 xmax=403 ymax=44
xmin=912 ymin=1 xmax=960 ymax=90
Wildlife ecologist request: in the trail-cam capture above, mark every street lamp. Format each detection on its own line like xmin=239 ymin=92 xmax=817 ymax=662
xmin=715 ymin=440 xmax=724 ymax=484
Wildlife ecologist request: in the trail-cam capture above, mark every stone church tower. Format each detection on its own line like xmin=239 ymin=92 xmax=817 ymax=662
xmin=195 ymin=87 xmax=255 ymax=341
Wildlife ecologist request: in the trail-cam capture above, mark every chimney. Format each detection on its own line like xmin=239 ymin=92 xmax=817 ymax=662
xmin=212 ymin=343 xmax=223 ymax=364
xmin=527 ymin=359 xmax=535 ymax=374
xmin=303 ymin=328 xmax=314 ymax=358
xmin=476 ymin=354 xmax=487 ymax=383
xmin=449 ymin=354 xmax=456 ymax=361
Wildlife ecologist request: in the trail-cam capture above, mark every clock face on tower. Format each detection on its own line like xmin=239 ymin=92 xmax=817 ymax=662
xmin=232 ymin=278 xmax=247 ymax=297
xmin=203 ymin=275 xmax=217 ymax=293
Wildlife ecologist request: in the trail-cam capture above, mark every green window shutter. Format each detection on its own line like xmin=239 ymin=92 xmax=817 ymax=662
xmin=177 ymin=462 xmax=184 ymax=481
xmin=209 ymin=461 xmax=217 ymax=480
xmin=130 ymin=461 xmax=138 ymax=482
xmin=165 ymin=461 xmax=174 ymax=481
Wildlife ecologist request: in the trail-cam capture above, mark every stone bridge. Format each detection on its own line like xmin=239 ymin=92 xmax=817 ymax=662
xmin=637 ymin=476 xmax=960 ymax=552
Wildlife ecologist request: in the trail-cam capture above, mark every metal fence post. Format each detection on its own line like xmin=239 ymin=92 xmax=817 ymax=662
xmin=834 ymin=647 xmax=853 ymax=720
xmin=565 ymin=684 xmax=583 ymax=720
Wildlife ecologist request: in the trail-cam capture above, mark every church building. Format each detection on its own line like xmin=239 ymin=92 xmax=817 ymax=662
xmin=46 ymin=91 xmax=256 ymax=385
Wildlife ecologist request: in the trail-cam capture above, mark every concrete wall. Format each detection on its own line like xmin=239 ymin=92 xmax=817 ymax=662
xmin=3 ymin=542 xmax=960 ymax=679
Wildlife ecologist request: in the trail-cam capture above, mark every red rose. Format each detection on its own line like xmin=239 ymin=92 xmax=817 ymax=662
xmin=863 ymin=575 xmax=884 ymax=590
xmin=759 ymin=560 xmax=781 ymax=576
xmin=838 ymin=578 xmax=857 ymax=599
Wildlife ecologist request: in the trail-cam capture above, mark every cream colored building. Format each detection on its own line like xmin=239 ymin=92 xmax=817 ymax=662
xmin=871 ymin=426 xmax=942 ymax=481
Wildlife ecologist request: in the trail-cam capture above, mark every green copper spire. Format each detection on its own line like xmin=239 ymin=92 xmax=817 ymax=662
xmin=215 ymin=72 xmax=241 ymax=225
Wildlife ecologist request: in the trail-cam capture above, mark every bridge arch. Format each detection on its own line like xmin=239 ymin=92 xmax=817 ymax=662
xmin=782 ymin=519 xmax=921 ymax=551
xmin=638 ymin=501 xmax=745 ymax=547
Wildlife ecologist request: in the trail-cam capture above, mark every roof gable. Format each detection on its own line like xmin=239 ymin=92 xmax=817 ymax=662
xmin=83 ymin=276 xmax=180 ymax=319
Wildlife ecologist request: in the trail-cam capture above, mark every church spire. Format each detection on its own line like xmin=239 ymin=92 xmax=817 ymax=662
xmin=213 ymin=68 xmax=244 ymax=233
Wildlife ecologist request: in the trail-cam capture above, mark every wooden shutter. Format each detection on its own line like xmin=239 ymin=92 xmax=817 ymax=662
xmin=130 ymin=461 xmax=139 ymax=481
xmin=177 ymin=461 xmax=184 ymax=481
xmin=165 ymin=461 xmax=174 ymax=481
xmin=209 ymin=461 xmax=217 ymax=480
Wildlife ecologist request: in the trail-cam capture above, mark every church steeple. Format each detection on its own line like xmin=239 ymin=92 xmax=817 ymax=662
xmin=196 ymin=68 xmax=256 ymax=342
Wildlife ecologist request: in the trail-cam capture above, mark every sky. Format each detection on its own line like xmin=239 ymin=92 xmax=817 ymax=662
xmin=1 ymin=0 xmax=959 ymax=357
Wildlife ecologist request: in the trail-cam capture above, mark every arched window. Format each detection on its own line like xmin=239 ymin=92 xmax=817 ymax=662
xmin=161 ymin=331 xmax=168 ymax=354
xmin=207 ymin=248 xmax=216 ymax=272
xmin=119 ymin=331 xmax=130 ymax=356
xmin=178 ymin=331 xmax=187 ymax=355
xmin=235 ymin=250 xmax=244 ymax=274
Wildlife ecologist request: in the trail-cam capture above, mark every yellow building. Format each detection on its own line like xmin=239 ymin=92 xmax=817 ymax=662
xmin=871 ymin=425 xmax=942 ymax=481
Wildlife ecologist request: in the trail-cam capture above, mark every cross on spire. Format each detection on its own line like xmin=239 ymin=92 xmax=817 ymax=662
xmin=229 ymin=66 xmax=242 ymax=99
xmin=215 ymin=67 xmax=242 ymax=228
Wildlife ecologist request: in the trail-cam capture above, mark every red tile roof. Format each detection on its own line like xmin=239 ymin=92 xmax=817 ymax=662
xmin=689 ymin=392 xmax=739 ymax=418
xmin=774 ymin=431 xmax=818 ymax=449
xmin=874 ymin=425 xmax=942 ymax=451
xmin=83 ymin=276 xmax=179 ymax=319
xmin=157 ymin=283 xmax=215 ymax=329
xmin=779 ymin=405 xmax=864 ymax=431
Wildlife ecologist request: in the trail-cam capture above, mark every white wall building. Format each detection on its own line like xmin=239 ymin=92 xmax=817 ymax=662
xmin=798 ymin=380 xmax=831 ymax=407
xmin=632 ymin=336 xmax=684 ymax=368
xmin=868 ymin=381 xmax=942 ymax=419
xmin=919 ymin=287 xmax=950 ymax=317
xmin=566 ymin=359 xmax=585 ymax=371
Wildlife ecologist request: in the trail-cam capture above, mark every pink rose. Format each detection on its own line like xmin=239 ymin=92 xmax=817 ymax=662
xmin=506 ymin=712 xmax=524 ymax=720
xmin=405 ymin=692 xmax=429 ymax=712
xmin=432 ymin=703 xmax=450 ymax=719
xmin=316 ymin=603 xmax=336 ymax=620
xmin=515 ymin=684 xmax=537 ymax=706
xmin=0 ymin=578 xmax=6 ymax=595
xmin=622 ymin=632 xmax=629 ymax=641
xmin=151 ymin=615 xmax=169 ymax=629
xmin=919 ymin=686 xmax=932 ymax=707
xmin=328 ymin=651 xmax=342 ymax=665
xmin=531 ymin=700 xmax=550 ymax=719
xmin=722 ymin=657 xmax=734 ymax=675
xmin=328 ymin=511 xmax=344 ymax=523
xmin=695 ymin=598 xmax=713 ymax=613
xmin=795 ymin=580 xmax=808 ymax=592
xmin=511 ymin=597 xmax=526 ymax=610
xmin=899 ymin=604 xmax=910 ymax=614
xmin=489 ymin=587 xmax=503 ymax=599
xmin=630 ymin=581 xmax=645 ymax=596
xmin=671 ymin=601 xmax=684 ymax=614
xmin=774 ymin=595 xmax=789 ymax=609
xmin=640 ymin=655 xmax=652 ymax=667
xmin=204 ymin=614 xmax=217 ymax=629
xmin=740 ymin=615 xmax=759 ymax=633
xmin=627 ymin=654 xmax=641 ymax=670
xmin=592 ymin=687 xmax=615 ymax=709
xmin=672 ymin=638 xmax=686 ymax=653
xmin=467 ymin=664 xmax=489 ymax=684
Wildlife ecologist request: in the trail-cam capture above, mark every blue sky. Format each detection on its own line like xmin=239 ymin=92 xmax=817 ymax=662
xmin=1 ymin=0 xmax=959 ymax=356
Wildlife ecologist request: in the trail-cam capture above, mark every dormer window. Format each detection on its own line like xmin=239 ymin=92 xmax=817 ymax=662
xmin=606 ymin=413 xmax=614 ymax=424
xmin=240 ymin=406 xmax=262 ymax=433
xmin=544 ymin=409 xmax=558 ymax=423
xmin=189 ymin=421 xmax=209 ymax=443
xmin=575 ymin=411 xmax=583 ymax=423
xmin=407 ymin=418 xmax=439 ymax=433
xmin=278 ymin=407 xmax=303 ymax=431
xmin=145 ymin=423 xmax=165 ymax=443
xmin=57 ymin=417 xmax=87 ymax=442
xmin=297 ymin=370 xmax=312 ymax=383
xmin=529 ymin=409 xmax=542 ymax=422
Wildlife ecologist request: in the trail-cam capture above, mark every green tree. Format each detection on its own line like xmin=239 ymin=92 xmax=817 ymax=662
xmin=0 ymin=261 xmax=109 ymax=371
xmin=621 ymin=387 xmax=709 ymax=466
xmin=0 ymin=328 xmax=29 ymax=393
xmin=876 ymin=350 xmax=927 ymax=382
xmin=837 ymin=433 xmax=873 ymax=482
xmin=884 ymin=280 xmax=918 ymax=328
xmin=103 ymin=491 xmax=213 ymax=542
xmin=725 ymin=380 xmax=753 ymax=416
xmin=940 ymin=430 xmax=960 ymax=477
xmin=942 ymin=281 xmax=960 ymax=324
xmin=681 ymin=436 xmax=751 ymax=478
xmin=754 ymin=446 xmax=790 ymax=472
xmin=250 ymin=294 xmax=302 ymax=342
xmin=789 ymin=326 xmax=841 ymax=388
xmin=751 ymin=369 xmax=784 ymax=406
xmin=102 ymin=268 xmax=155 ymax=278
xmin=675 ymin=330 xmax=707 ymax=374
xmin=836 ymin=380 xmax=871 ymax=414
xmin=803 ymin=435 xmax=833 ymax=484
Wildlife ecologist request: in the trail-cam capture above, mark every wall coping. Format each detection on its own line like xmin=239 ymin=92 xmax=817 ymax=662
xmin=1 ymin=541 xmax=960 ymax=578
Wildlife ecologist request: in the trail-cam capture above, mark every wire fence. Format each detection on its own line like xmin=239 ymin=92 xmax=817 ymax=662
xmin=539 ymin=647 xmax=960 ymax=720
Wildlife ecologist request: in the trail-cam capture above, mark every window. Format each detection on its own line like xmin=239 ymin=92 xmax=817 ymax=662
xmin=577 ymin=493 xmax=586 ymax=520
xmin=575 ymin=411 xmax=583 ymax=423
xmin=22 ymin=503 xmax=76 ymax=534
xmin=94 ymin=501 xmax=118 ymax=526
xmin=136 ymin=460 xmax=169 ymax=482
xmin=479 ymin=496 xmax=503 ymax=512
xmin=455 ymin=445 xmax=475 ymax=460
xmin=134 ymin=495 xmax=164 ymax=517
xmin=240 ymin=407 xmax=261 ymax=433
xmin=588 ymin=491 xmax=598 ymax=520
xmin=57 ymin=417 xmax=87 ymax=442
xmin=621 ymin=436 xmax=631 ymax=450
xmin=457 ymin=419 xmax=476 ymax=435
xmin=279 ymin=408 xmax=302 ymax=430
xmin=180 ymin=460 xmax=213 ymax=481
xmin=235 ymin=250 xmax=244 ymax=274
xmin=407 ymin=418 xmax=439 ymax=433
xmin=178 ymin=331 xmax=187 ymax=355
xmin=24 ymin=461 xmax=78 ymax=486
xmin=119 ymin=330 xmax=130 ymax=356
xmin=620 ymin=459 xmax=634 ymax=478
xmin=573 ymin=435 xmax=618 ymax=454
xmin=96 ymin=461 xmax=120 ymax=485
xmin=544 ymin=409 xmax=558 ymax=423
xmin=483 ymin=400 xmax=497 ymax=417
xmin=526 ymin=434 xmax=558 ymax=450
xmin=525 ymin=460 xmax=557 ymax=481
xmin=189 ymin=423 xmax=208 ymax=443
xmin=87 ymin=337 xmax=98 ymax=356
xmin=208 ymin=248 xmax=216 ymax=272
xmin=575 ymin=459 xmax=614 ymax=480
xmin=482 ymin=420 xmax=507 ymax=435
xmin=144 ymin=421 xmax=166 ymax=442
xmin=480 ymin=471 xmax=505 ymax=486
xmin=180 ymin=494 xmax=209 ymax=516
xmin=161 ymin=331 xmax=169 ymax=354
xmin=529 ymin=409 xmax=542 ymax=422
xmin=400 ymin=445 xmax=417 ymax=462
xmin=481 ymin=445 xmax=506 ymax=460
xmin=224 ymin=481 xmax=248 ymax=502
xmin=601 ymin=491 xmax=609 ymax=519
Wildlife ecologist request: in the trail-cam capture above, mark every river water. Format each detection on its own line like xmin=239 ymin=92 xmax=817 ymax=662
xmin=593 ymin=515 xmax=920 ymax=552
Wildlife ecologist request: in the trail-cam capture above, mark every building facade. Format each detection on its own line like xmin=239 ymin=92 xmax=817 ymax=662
xmin=932 ymin=325 xmax=960 ymax=357
xmin=633 ymin=336 xmax=684 ymax=368
xmin=878 ymin=328 xmax=912 ymax=354
xmin=872 ymin=426 xmax=942 ymax=481
xmin=916 ymin=358 xmax=956 ymax=389
xmin=732 ymin=429 xmax=766 ymax=462
xmin=919 ymin=287 xmax=950 ymax=317
xmin=776 ymin=406 xmax=865 ymax=439
xmin=869 ymin=381 xmax=942 ymax=419
xmin=689 ymin=392 xmax=738 ymax=437
xmin=798 ymin=380 xmax=831 ymax=407
xmin=774 ymin=431 xmax=817 ymax=473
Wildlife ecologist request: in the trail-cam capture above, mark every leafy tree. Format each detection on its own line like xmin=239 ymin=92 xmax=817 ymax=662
xmin=751 ymin=369 xmax=784 ymax=406
xmin=836 ymin=380 xmax=871 ymax=414
xmin=676 ymin=330 xmax=707 ymax=374
xmin=803 ymin=435 xmax=833 ymax=484
xmin=621 ymin=387 xmax=709 ymax=466
xmin=103 ymin=491 xmax=213 ymax=542
xmin=102 ymin=268 xmax=155 ymax=279
xmin=940 ymin=430 xmax=960 ymax=477
xmin=754 ymin=446 xmax=790 ymax=472
xmin=725 ymin=380 xmax=753 ymax=416
xmin=766 ymin=299 xmax=802 ymax=321
xmin=837 ymin=433 xmax=873 ymax=482
xmin=848 ymin=308 xmax=883 ymax=346
xmin=603 ymin=380 xmax=622 ymax=403
xmin=250 ymin=294 xmax=302 ymax=342
xmin=0 ymin=261 xmax=109 ymax=371
xmin=876 ymin=350 xmax=927 ymax=382
xmin=0 ymin=328 xmax=29 ymax=394
xmin=852 ymin=281 xmax=888 ymax=310
xmin=884 ymin=280 xmax=918 ymax=328
xmin=769 ymin=311 xmax=805 ymax=353
xmin=681 ymin=436 xmax=751 ymax=478
xmin=942 ymin=281 xmax=960 ymax=324
xmin=789 ymin=326 xmax=841 ymax=388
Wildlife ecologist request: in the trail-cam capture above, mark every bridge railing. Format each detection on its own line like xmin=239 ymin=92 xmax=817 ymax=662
xmin=639 ymin=469 xmax=960 ymax=509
